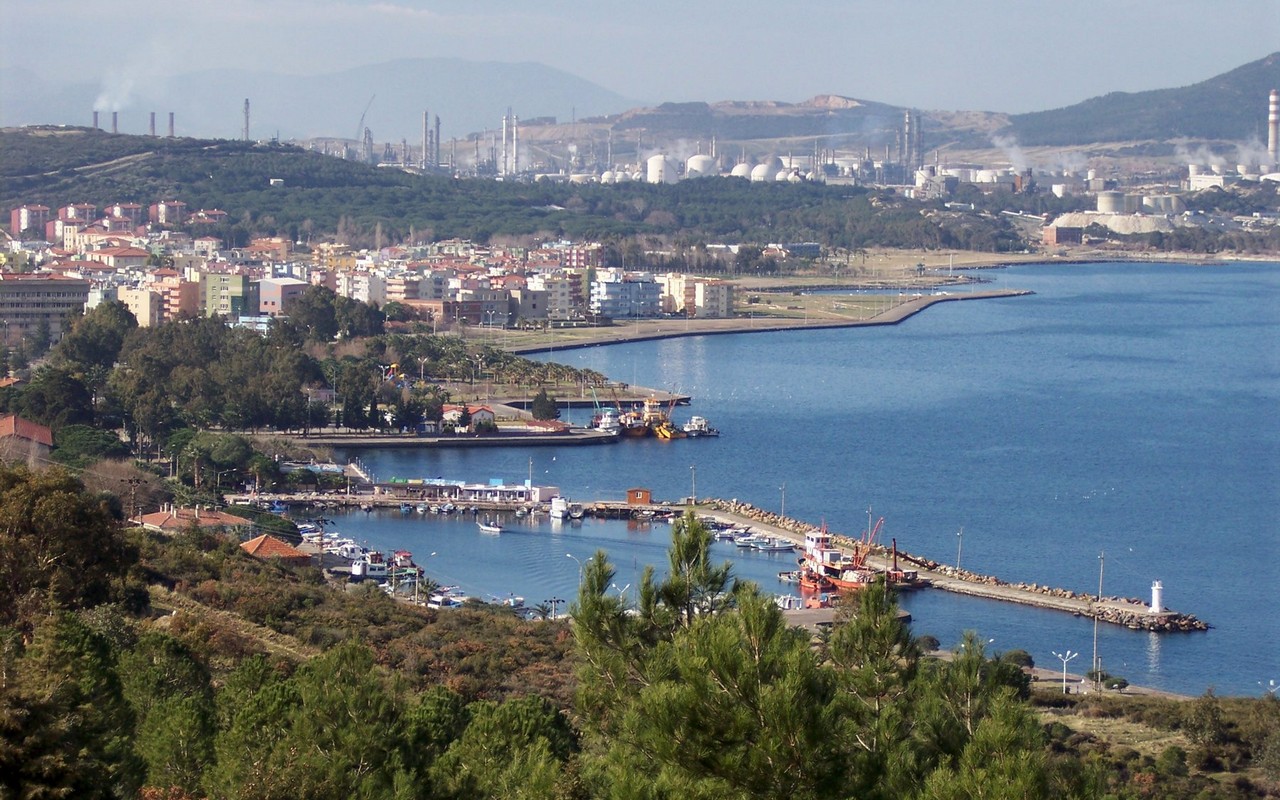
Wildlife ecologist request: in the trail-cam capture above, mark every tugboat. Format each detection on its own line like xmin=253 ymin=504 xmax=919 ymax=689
xmin=797 ymin=525 xmax=875 ymax=593
xmin=682 ymin=415 xmax=720 ymax=437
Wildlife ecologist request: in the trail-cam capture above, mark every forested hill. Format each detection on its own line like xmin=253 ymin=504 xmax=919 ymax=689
xmin=1001 ymin=51 xmax=1280 ymax=146
xmin=0 ymin=128 xmax=1027 ymax=252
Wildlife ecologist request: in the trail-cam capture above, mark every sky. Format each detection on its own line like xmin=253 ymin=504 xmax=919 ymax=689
xmin=5 ymin=0 xmax=1279 ymax=114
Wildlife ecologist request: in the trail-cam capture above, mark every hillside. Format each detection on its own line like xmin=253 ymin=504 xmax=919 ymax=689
xmin=1001 ymin=52 xmax=1280 ymax=147
xmin=0 ymin=128 xmax=1026 ymax=252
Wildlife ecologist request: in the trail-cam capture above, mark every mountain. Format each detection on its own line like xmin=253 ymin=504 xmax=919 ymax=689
xmin=999 ymin=52 xmax=1280 ymax=147
xmin=0 ymin=58 xmax=640 ymax=143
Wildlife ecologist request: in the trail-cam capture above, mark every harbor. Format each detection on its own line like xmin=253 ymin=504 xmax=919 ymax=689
xmin=233 ymin=485 xmax=1209 ymax=634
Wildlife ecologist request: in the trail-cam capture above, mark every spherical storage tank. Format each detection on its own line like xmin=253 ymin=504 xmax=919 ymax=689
xmin=600 ymin=170 xmax=615 ymax=184
xmin=685 ymin=154 xmax=717 ymax=178
xmin=750 ymin=163 xmax=774 ymax=182
xmin=646 ymin=154 xmax=679 ymax=184
xmin=730 ymin=163 xmax=753 ymax=179
xmin=1096 ymin=191 xmax=1125 ymax=214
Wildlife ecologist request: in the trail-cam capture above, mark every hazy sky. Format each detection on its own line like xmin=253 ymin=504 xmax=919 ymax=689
xmin=7 ymin=0 xmax=1278 ymax=113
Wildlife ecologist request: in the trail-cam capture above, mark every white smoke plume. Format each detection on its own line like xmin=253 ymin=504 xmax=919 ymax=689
xmin=94 ymin=68 xmax=137 ymax=112
xmin=989 ymin=134 xmax=1028 ymax=172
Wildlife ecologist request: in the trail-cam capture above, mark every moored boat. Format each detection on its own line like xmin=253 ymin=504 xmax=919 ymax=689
xmin=682 ymin=415 xmax=720 ymax=437
xmin=549 ymin=496 xmax=569 ymax=520
xmin=477 ymin=519 xmax=503 ymax=534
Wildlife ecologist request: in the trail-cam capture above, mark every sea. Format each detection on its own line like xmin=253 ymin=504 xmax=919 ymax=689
xmin=332 ymin=261 xmax=1279 ymax=697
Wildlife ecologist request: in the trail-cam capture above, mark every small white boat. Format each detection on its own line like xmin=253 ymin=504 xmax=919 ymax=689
xmin=682 ymin=415 xmax=720 ymax=437
xmin=477 ymin=520 xmax=503 ymax=535
xmin=568 ymin=503 xmax=585 ymax=520
xmin=549 ymin=496 xmax=569 ymax=520
xmin=415 ymin=503 xmax=428 ymax=514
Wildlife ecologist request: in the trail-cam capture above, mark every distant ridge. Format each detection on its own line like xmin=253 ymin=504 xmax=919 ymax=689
xmin=0 ymin=58 xmax=640 ymax=143
xmin=1000 ymin=52 xmax=1280 ymax=146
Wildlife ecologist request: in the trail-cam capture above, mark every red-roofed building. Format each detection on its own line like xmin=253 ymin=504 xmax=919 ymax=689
xmin=108 ymin=203 xmax=144 ymax=226
xmin=240 ymin=534 xmax=312 ymax=566
xmin=131 ymin=505 xmax=253 ymax=533
xmin=0 ymin=413 xmax=53 ymax=465
xmin=86 ymin=246 xmax=149 ymax=269
xmin=10 ymin=205 xmax=50 ymax=237
xmin=148 ymin=200 xmax=188 ymax=225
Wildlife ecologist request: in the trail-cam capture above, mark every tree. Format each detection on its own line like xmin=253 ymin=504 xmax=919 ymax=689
xmin=6 ymin=613 xmax=145 ymax=798
xmin=0 ymin=466 xmax=134 ymax=632
xmin=431 ymin=695 xmax=575 ymax=799
xmin=530 ymin=388 xmax=560 ymax=421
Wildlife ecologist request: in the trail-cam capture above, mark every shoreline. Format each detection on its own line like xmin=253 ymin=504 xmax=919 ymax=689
xmin=508 ymin=288 xmax=1032 ymax=355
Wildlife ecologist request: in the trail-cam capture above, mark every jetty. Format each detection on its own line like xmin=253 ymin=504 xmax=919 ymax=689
xmin=697 ymin=498 xmax=1209 ymax=633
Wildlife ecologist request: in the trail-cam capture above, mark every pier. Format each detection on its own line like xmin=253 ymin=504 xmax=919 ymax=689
xmin=696 ymin=498 xmax=1209 ymax=633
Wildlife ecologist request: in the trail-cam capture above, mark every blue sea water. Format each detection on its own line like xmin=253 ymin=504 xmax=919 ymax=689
xmin=339 ymin=261 xmax=1280 ymax=697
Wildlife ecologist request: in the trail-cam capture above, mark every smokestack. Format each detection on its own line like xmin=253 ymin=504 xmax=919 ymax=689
xmin=422 ymin=110 xmax=428 ymax=169
xmin=150 ymin=111 xmax=156 ymax=136
xmin=112 ymin=111 xmax=118 ymax=134
xmin=243 ymin=98 xmax=250 ymax=142
xmin=434 ymin=115 xmax=441 ymax=165
xmin=169 ymin=112 xmax=175 ymax=138
xmin=93 ymin=110 xmax=99 ymax=129
xmin=1269 ymin=89 xmax=1278 ymax=168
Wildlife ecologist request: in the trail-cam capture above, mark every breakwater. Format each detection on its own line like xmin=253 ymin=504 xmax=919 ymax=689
xmin=700 ymin=498 xmax=1209 ymax=633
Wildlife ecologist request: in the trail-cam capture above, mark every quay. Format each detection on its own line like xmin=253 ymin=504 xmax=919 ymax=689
xmin=695 ymin=498 xmax=1209 ymax=634
xmin=227 ymin=476 xmax=1207 ymax=633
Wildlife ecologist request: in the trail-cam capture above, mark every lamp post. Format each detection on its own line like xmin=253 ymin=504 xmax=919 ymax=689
xmin=1092 ymin=551 xmax=1105 ymax=691
xmin=689 ymin=464 xmax=697 ymax=504
xmin=417 ymin=356 xmax=429 ymax=382
xmin=565 ymin=552 xmax=582 ymax=582
xmin=780 ymin=482 xmax=786 ymax=518
xmin=955 ymin=526 xmax=964 ymax=570
xmin=1052 ymin=649 xmax=1078 ymax=694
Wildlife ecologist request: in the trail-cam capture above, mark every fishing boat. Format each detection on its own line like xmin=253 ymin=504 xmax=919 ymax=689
xmin=415 ymin=503 xmax=428 ymax=514
xmin=477 ymin=519 xmax=503 ymax=534
xmin=549 ymin=496 xmax=569 ymax=520
xmin=592 ymin=408 xmax=622 ymax=436
xmin=568 ymin=503 xmax=585 ymax=520
xmin=798 ymin=525 xmax=875 ymax=593
xmin=399 ymin=503 xmax=413 ymax=515
xmin=653 ymin=420 xmax=688 ymax=440
xmin=350 ymin=551 xmax=389 ymax=582
xmin=618 ymin=409 xmax=651 ymax=437
xmin=682 ymin=415 xmax=720 ymax=437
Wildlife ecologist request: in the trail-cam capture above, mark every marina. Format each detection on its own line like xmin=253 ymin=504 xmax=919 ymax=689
xmin=316 ymin=261 xmax=1276 ymax=697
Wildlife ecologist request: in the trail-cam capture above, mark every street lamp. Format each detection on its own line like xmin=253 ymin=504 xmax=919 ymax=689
xmin=1092 ymin=551 xmax=1105 ymax=691
xmin=1053 ymin=649 xmax=1078 ymax=694
xmin=417 ymin=356 xmax=429 ymax=382
xmin=780 ymin=482 xmax=786 ymax=518
xmin=566 ymin=552 xmax=582 ymax=582
xmin=955 ymin=526 xmax=964 ymax=570
xmin=689 ymin=464 xmax=697 ymax=504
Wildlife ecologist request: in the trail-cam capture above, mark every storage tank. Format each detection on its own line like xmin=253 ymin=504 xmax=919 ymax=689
xmin=1123 ymin=194 xmax=1142 ymax=213
xmin=975 ymin=169 xmax=999 ymax=183
xmin=750 ymin=163 xmax=773 ymax=182
xmin=787 ymin=171 xmax=803 ymax=183
xmin=730 ymin=163 xmax=753 ymax=178
xmin=1187 ymin=164 xmax=1202 ymax=177
xmin=600 ymin=170 xmax=615 ymax=184
xmin=569 ymin=173 xmax=593 ymax=184
xmin=1096 ymin=191 xmax=1125 ymax=214
xmin=646 ymin=154 xmax=678 ymax=184
xmin=775 ymin=170 xmax=790 ymax=181
xmin=685 ymin=154 xmax=717 ymax=178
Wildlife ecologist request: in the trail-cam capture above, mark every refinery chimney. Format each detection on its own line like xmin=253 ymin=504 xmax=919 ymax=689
xmin=93 ymin=110 xmax=99 ymax=129
xmin=1269 ymin=89 xmax=1278 ymax=168
xmin=150 ymin=111 xmax=156 ymax=137
xmin=112 ymin=112 xmax=118 ymax=134
xmin=168 ymin=112 xmax=175 ymax=137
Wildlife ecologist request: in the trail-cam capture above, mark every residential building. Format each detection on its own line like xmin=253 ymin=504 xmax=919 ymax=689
xmin=590 ymin=269 xmax=661 ymax=319
xmin=510 ymin=288 xmax=549 ymax=324
xmin=148 ymin=200 xmax=188 ymax=225
xmin=0 ymin=272 xmax=90 ymax=341
xmin=200 ymin=271 xmax=259 ymax=319
xmin=258 ymin=276 xmax=308 ymax=316
xmin=527 ymin=273 xmax=577 ymax=320
xmin=9 ymin=205 xmax=50 ymax=237
xmin=151 ymin=270 xmax=200 ymax=321
xmin=117 ymin=286 xmax=165 ymax=327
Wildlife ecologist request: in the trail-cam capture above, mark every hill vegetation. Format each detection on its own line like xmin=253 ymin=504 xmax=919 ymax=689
xmin=0 ymin=128 xmax=1024 ymax=252
xmin=1001 ymin=52 xmax=1280 ymax=147
xmin=1 ymin=466 xmax=1277 ymax=798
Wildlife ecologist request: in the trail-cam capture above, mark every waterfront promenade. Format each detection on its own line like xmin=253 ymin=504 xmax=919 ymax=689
xmin=504 ymin=289 xmax=1032 ymax=354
